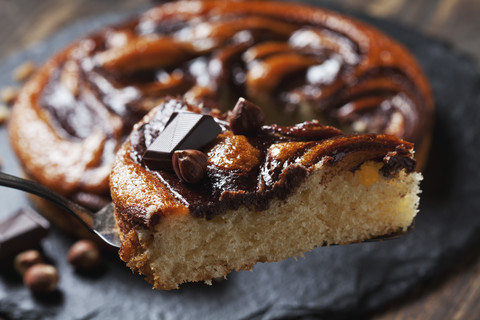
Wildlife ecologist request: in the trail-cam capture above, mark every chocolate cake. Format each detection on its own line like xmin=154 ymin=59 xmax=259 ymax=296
xmin=110 ymin=97 xmax=422 ymax=290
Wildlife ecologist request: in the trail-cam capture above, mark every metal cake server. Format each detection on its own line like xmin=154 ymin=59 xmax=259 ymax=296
xmin=0 ymin=171 xmax=120 ymax=249
xmin=0 ymin=171 xmax=412 ymax=250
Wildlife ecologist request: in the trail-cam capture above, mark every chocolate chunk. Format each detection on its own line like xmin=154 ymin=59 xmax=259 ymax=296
xmin=142 ymin=112 xmax=221 ymax=171
xmin=0 ymin=207 xmax=50 ymax=260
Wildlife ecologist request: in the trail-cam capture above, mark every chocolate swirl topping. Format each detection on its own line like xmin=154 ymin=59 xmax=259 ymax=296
xmin=111 ymin=98 xmax=416 ymax=226
xmin=10 ymin=0 xmax=433 ymax=210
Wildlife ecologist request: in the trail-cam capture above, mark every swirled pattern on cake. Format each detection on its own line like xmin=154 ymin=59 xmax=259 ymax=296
xmin=9 ymin=0 xmax=433 ymax=212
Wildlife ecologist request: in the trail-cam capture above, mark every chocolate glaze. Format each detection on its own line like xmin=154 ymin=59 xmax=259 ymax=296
xmin=124 ymin=98 xmax=415 ymax=222
xmin=381 ymin=144 xmax=417 ymax=177
xmin=10 ymin=0 xmax=432 ymax=211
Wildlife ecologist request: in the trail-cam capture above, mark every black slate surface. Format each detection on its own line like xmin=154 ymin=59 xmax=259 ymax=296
xmin=1 ymin=2 xmax=480 ymax=319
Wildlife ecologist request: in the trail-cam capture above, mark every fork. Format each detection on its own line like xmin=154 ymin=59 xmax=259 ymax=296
xmin=0 ymin=171 xmax=120 ymax=249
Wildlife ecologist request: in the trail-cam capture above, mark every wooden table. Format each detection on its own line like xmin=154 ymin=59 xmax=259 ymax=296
xmin=1 ymin=0 xmax=479 ymax=318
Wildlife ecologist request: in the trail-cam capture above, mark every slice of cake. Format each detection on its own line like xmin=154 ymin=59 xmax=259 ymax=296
xmin=110 ymin=97 xmax=421 ymax=290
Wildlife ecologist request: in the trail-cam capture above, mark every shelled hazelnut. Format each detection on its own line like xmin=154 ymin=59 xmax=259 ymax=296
xmin=172 ymin=150 xmax=208 ymax=184
xmin=13 ymin=61 xmax=36 ymax=82
xmin=23 ymin=264 xmax=59 ymax=293
xmin=13 ymin=250 xmax=44 ymax=276
xmin=67 ymin=239 xmax=101 ymax=270
xmin=1 ymin=86 xmax=18 ymax=105
xmin=0 ymin=104 xmax=9 ymax=125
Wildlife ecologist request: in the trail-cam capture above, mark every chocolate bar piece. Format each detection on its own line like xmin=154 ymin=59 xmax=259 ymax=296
xmin=0 ymin=207 xmax=50 ymax=260
xmin=142 ymin=112 xmax=222 ymax=170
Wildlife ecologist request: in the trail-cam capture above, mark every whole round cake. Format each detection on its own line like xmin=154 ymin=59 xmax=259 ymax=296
xmin=9 ymin=1 xmax=433 ymax=227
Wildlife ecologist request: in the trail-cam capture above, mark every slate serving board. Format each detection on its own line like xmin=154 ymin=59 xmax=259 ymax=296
xmin=1 ymin=2 xmax=480 ymax=319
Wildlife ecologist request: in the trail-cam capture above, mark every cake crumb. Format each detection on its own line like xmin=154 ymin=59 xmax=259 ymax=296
xmin=203 ymin=280 xmax=212 ymax=286
xmin=13 ymin=61 xmax=36 ymax=82
xmin=1 ymin=86 xmax=18 ymax=105
xmin=0 ymin=104 xmax=10 ymax=124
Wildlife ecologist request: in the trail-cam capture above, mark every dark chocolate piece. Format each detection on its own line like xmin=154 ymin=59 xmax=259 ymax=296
xmin=142 ymin=112 xmax=221 ymax=171
xmin=0 ymin=207 xmax=50 ymax=260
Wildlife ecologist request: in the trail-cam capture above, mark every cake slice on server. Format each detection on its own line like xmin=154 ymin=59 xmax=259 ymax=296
xmin=110 ymin=98 xmax=421 ymax=290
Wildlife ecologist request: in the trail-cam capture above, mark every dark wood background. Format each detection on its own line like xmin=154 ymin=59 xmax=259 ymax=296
xmin=1 ymin=0 xmax=479 ymax=318
xmin=1 ymin=0 xmax=479 ymax=65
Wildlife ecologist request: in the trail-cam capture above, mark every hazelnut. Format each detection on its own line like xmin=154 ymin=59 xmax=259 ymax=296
xmin=1 ymin=86 xmax=18 ymax=105
xmin=13 ymin=61 xmax=36 ymax=82
xmin=0 ymin=104 xmax=10 ymax=125
xmin=13 ymin=250 xmax=44 ymax=276
xmin=172 ymin=150 xmax=207 ymax=184
xmin=228 ymin=97 xmax=265 ymax=136
xmin=67 ymin=239 xmax=101 ymax=270
xmin=23 ymin=264 xmax=59 ymax=293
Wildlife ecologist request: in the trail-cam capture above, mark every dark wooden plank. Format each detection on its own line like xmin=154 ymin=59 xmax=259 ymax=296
xmin=1 ymin=0 xmax=479 ymax=64
xmin=322 ymin=0 xmax=480 ymax=65
xmin=0 ymin=0 xmax=145 ymax=61
xmin=374 ymin=243 xmax=480 ymax=320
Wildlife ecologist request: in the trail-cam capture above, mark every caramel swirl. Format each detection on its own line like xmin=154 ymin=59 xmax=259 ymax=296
xmin=9 ymin=0 xmax=433 ymax=210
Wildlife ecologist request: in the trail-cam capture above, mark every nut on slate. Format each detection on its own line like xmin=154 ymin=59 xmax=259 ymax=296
xmin=172 ymin=150 xmax=207 ymax=184
xmin=67 ymin=239 xmax=101 ymax=270
xmin=0 ymin=104 xmax=10 ymax=125
xmin=228 ymin=97 xmax=265 ymax=136
xmin=13 ymin=61 xmax=36 ymax=82
xmin=13 ymin=250 xmax=44 ymax=276
xmin=23 ymin=264 xmax=59 ymax=293
xmin=1 ymin=86 xmax=18 ymax=105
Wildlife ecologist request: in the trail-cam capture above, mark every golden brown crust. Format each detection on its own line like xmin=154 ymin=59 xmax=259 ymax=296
xmin=8 ymin=45 xmax=117 ymax=198
xmin=110 ymin=141 xmax=189 ymax=229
